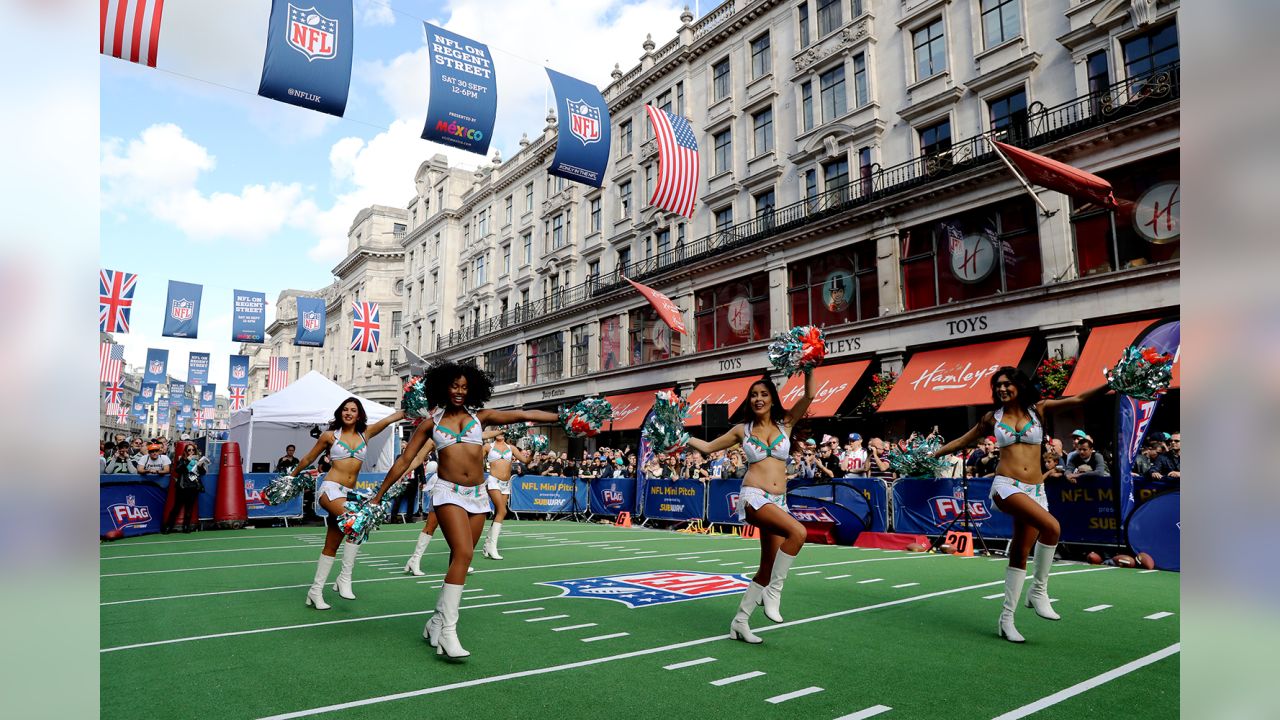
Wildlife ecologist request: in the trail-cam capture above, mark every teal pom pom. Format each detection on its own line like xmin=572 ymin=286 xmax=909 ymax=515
xmin=767 ymin=325 xmax=827 ymax=377
xmin=560 ymin=397 xmax=615 ymax=438
xmin=336 ymin=491 xmax=391 ymax=545
xmin=527 ymin=434 xmax=550 ymax=453
xmin=263 ymin=470 xmax=316 ymax=505
xmin=887 ymin=434 xmax=947 ymax=478
xmin=501 ymin=422 xmax=529 ymax=445
xmin=1105 ymin=346 xmax=1173 ymax=401
xmin=402 ymin=376 xmax=430 ymax=419
xmin=642 ymin=390 xmax=692 ymax=456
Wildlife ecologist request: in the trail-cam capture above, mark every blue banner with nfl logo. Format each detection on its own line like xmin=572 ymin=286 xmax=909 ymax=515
xmin=232 ymin=290 xmax=267 ymax=343
xmin=295 ymin=296 xmax=327 ymax=347
xmin=187 ymin=352 xmax=210 ymax=385
xmin=198 ymin=384 xmax=216 ymax=410
xmin=139 ymin=382 xmax=158 ymax=405
xmin=546 ymin=68 xmax=611 ymax=188
xmin=587 ymin=476 xmax=636 ymax=517
xmin=228 ymin=354 xmax=251 ymax=388
xmin=421 ymin=22 xmax=496 ymax=155
xmin=258 ymin=0 xmax=354 ymax=117
xmin=162 ymin=280 xmax=202 ymax=338
xmin=143 ymin=348 xmax=169 ymax=384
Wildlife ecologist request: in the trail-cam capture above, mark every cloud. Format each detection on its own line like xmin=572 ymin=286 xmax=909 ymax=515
xmin=101 ymin=123 xmax=215 ymax=208
xmin=357 ymin=0 xmax=397 ymax=27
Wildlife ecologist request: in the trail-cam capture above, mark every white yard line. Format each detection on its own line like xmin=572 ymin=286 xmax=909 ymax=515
xmin=834 ymin=705 xmax=893 ymax=720
xmin=826 ymin=575 xmax=851 ymax=580
xmin=581 ymin=632 xmax=629 ymax=643
xmin=766 ymin=687 xmax=823 ymax=704
xmin=856 ymin=578 xmax=883 ymax=584
xmin=710 ymin=671 xmax=765 ymax=686
xmin=990 ymin=644 xmax=1180 ymax=720
xmin=893 ymin=583 xmax=919 ymax=589
xmin=551 ymin=624 xmax=598 ymax=632
xmin=1083 ymin=604 xmax=1112 ymax=612
xmin=663 ymin=657 xmax=716 ymax=670
xmin=1144 ymin=612 xmax=1174 ymax=620
xmin=525 ymin=615 xmax=571 ymax=623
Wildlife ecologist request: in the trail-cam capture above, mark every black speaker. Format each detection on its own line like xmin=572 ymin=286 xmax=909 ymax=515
xmin=251 ymin=462 xmax=270 ymax=473
xmin=703 ymin=402 xmax=730 ymax=436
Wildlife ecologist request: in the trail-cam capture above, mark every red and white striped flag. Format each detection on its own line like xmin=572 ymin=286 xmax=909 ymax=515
xmin=100 ymin=343 xmax=125 ymax=384
xmin=268 ymin=356 xmax=289 ymax=392
xmin=645 ymin=105 xmax=700 ymax=219
xmin=101 ymin=0 xmax=166 ymax=68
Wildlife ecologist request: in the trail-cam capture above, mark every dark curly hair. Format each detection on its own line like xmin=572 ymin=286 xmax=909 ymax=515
xmin=424 ymin=361 xmax=494 ymax=409
xmin=328 ymin=397 xmax=368 ymax=433
xmin=730 ymin=375 xmax=787 ymax=426
xmin=990 ymin=366 xmax=1041 ymax=409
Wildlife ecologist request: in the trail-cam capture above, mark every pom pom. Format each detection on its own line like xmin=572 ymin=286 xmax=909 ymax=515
xmin=501 ymin=422 xmax=529 ymax=446
xmin=887 ymin=434 xmax=947 ymax=478
xmin=559 ymin=397 xmax=614 ymax=438
xmin=642 ymin=390 xmax=692 ymax=456
xmin=383 ymin=477 xmax=410 ymax=500
xmin=1105 ymin=345 xmax=1174 ymax=401
xmin=402 ymin=375 xmax=430 ymax=419
xmin=336 ymin=491 xmax=391 ymax=545
xmin=527 ymin=434 xmax=549 ymax=453
xmin=263 ymin=469 xmax=318 ymax=506
xmin=767 ymin=325 xmax=827 ymax=377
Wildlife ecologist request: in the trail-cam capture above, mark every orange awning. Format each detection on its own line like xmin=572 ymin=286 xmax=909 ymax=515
xmin=683 ymin=376 xmax=761 ymax=426
xmin=1062 ymin=320 xmax=1155 ymax=397
xmin=603 ymin=387 xmax=673 ymax=431
xmin=779 ymin=360 xmax=871 ymax=418
xmin=879 ymin=337 xmax=1031 ymax=412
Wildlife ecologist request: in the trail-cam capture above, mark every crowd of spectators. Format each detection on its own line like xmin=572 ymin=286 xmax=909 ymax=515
xmin=99 ymin=433 xmax=207 ymax=477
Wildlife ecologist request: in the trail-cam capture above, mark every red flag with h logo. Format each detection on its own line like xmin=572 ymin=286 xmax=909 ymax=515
xmin=624 ymin=277 xmax=687 ymax=335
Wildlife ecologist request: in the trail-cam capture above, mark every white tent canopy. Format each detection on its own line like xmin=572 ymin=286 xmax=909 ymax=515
xmin=227 ymin=371 xmax=400 ymax=473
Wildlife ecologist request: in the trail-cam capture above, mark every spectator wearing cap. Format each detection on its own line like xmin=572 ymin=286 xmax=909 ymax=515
xmin=966 ymin=437 xmax=999 ymax=478
xmin=136 ymin=443 xmax=171 ymax=476
xmin=840 ymin=433 xmax=868 ymax=475
xmin=1066 ymin=437 xmax=1109 ymax=480
xmin=1070 ymin=429 xmax=1091 ymax=452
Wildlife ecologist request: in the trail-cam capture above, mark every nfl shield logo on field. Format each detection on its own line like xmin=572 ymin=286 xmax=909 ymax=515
xmin=171 ymin=298 xmax=194 ymax=321
xmin=567 ymin=99 xmax=601 ymax=145
xmin=542 ymin=570 xmax=750 ymax=608
xmin=149 ymin=360 xmax=164 ymax=374
xmin=302 ymin=311 xmax=321 ymax=332
xmin=287 ymin=4 xmax=338 ymax=62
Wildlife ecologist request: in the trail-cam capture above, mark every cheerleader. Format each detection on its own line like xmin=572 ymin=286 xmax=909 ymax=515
xmin=404 ymin=430 xmax=501 ymax=575
xmin=685 ymin=371 xmax=815 ymax=643
xmin=372 ymin=362 xmax=556 ymax=659
xmin=480 ymin=429 xmax=531 ymax=560
xmin=289 ymin=398 xmax=404 ymax=609
xmin=932 ymin=367 xmax=1109 ymax=642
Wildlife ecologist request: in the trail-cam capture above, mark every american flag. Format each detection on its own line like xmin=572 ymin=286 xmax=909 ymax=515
xmin=100 ymin=343 xmax=125 ymax=384
xmin=645 ymin=106 xmax=700 ymax=219
xmin=229 ymin=386 xmax=246 ymax=411
xmin=101 ymin=0 xmax=166 ymax=68
xmin=103 ymin=379 xmax=125 ymax=406
xmin=99 ymin=268 xmax=138 ymax=333
xmin=268 ymin=356 xmax=289 ymax=392
xmin=350 ymin=301 xmax=381 ymax=352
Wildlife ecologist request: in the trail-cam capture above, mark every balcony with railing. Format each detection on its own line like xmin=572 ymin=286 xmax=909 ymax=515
xmin=437 ymin=63 xmax=1179 ymax=352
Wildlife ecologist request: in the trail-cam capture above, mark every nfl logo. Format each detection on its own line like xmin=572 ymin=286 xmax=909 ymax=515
xmin=203 ymin=391 xmax=213 ymax=402
xmin=149 ymin=360 xmax=164 ymax=374
xmin=233 ymin=366 xmax=246 ymax=380
xmin=171 ymin=298 xmax=194 ymax=321
xmin=126 ymin=495 xmax=135 ymax=507
xmin=302 ymin=311 xmax=321 ymax=332
xmin=142 ymin=387 xmax=153 ymax=399
xmin=287 ymin=4 xmax=338 ymax=62
xmin=567 ymin=99 xmax=601 ymax=145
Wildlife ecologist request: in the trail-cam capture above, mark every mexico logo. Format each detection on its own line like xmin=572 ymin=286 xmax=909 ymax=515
xmin=170 ymin=298 xmax=195 ymax=321
xmin=108 ymin=494 xmax=152 ymax=530
xmin=302 ymin=310 xmax=322 ymax=332
xmin=566 ymin=99 xmax=601 ymax=145
xmin=287 ymin=4 xmax=338 ymax=62
xmin=542 ymin=571 xmax=750 ymax=608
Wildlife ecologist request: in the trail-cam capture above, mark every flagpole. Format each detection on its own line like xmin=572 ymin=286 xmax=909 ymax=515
xmin=990 ymin=140 xmax=1057 ymax=218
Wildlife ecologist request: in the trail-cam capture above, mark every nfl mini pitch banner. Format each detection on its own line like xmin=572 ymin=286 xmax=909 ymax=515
xmin=231 ymin=290 xmax=267 ymax=343
xmin=295 ymin=296 xmax=327 ymax=347
xmin=228 ymin=354 xmax=251 ymax=388
xmin=421 ymin=22 xmax=496 ymax=155
xmin=162 ymin=280 xmax=203 ymax=338
xmin=143 ymin=348 xmax=169 ymax=384
xmin=188 ymin=352 xmax=210 ymax=385
xmin=545 ymin=68 xmax=611 ymax=188
xmin=258 ymin=0 xmax=354 ymax=117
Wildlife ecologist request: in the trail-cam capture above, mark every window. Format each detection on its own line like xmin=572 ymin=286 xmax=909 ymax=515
xmin=852 ymin=52 xmax=868 ymax=108
xmin=851 ymin=0 xmax=863 ymax=16
xmin=801 ymin=82 xmax=814 ymax=131
xmin=713 ymin=130 xmax=732 ymax=174
xmin=817 ymin=0 xmax=841 ymax=36
xmin=628 ymin=306 xmax=681 ymax=363
xmin=619 ymin=119 xmax=633 ymax=155
xmin=485 ymin=345 xmax=518 ymax=385
xmin=571 ymin=325 xmax=590 ymax=377
xmin=463 ymin=223 xmax=471 ymax=244
xmin=751 ymin=33 xmax=771 ymax=78
xmin=1071 ymin=151 xmax=1179 ymax=277
xmin=504 ymin=196 xmax=512 ymax=225
xmin=460 ymin=266 xmax=469 ymax=293
xmin=520 ymin=289 xmax=529 ymax=305
xmin=676 ymin=81 xmax=685 ymax=115
xmin=431 ymin=271 xmax=439 ymax=303
xmin=805 ymin=169 xmax=818 ymax=211
xmin=526 ymin=333 xmax=564 ymax=384
xmin=789 ymin=243 xmax=878 ymax=327
xmin=502 ymin=244 xmax=511 ymax=275
xmin=858 ymin=146 xmax=873 ymax=196
xmin=599 ymin=316 xmax=622 ymax=370
xmin=913 ymin=19 xmax=946 ymax=80
xmin=428 ymin=320 xmax=435 ymax=351
xmin=524 ymin=182 xmax=534 ymax=212
xmin=820 ymin=65 xmax=847 ymax=121
xmin=695 ymin=274 xmax=770 ymax=351
xmin=715 ymin=206 xmax=734 ymax=232
xmin=475 ymin=254 xmax=486 ymax=286
xmin=588 ymin=260 xmax=600 ymax=284
xmin=712 ymin=58 xmax=731 ymax=101
xmin=1086 ymin=50 xmax=1111 ymax=115
xmin=432 ymin=233 xmax=440 ymax=260
xmin=645 ymin=163 xmax=654 ymax=198
xmin=657 ymin=89 xmax=673 ymax=114
xmin=1122 ymin=21 xmax=1178 ymax=78
xmin=552 ymin=214 xmax=565 ymax=249
xmin=919 ymin=118 xmax=951 ymax=156
xmin=754 ymin=188 xmax=776 ymax=218
xmin=619 ymin=181 xmax=633 ymax=217
xmin=436 ymin=187 xmax=444 ymax=210
xmin=391 ymin=311 xmax=402 ymax=340
xmin=589 ymin=197 xmax=601 ymax=233
xmin=522 ymin=231 xmax=532 ymax=265
xmin=656 ymin=228 xmax=671 ymax=256
xmin=980 ymin=0 xmax=1020 ymax=49
xmin=617 ymin=246 xmax=631 ymax=275
xmin=798 ymin=2 xmax=810 ymax=48
xmin=988 ymin=88 xmax=1028 ymax=140
xmin=752 ymin=107 xmax=774 ymax=155
xmin=824 ymin=157 xmax=849 ymax=201
xmin=393 ymin=222 xmax=406 ymax=237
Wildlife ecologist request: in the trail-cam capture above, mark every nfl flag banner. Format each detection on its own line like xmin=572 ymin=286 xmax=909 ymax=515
xmin=545 ymin=68 xmax=611 ymax=188
xmin=421 ymin=23 xmax=496 ymax=155
xmin=645 ymin=106 xmax=700 ymax=219
xmin=143 ymin=348 xmax=169 ymax=384
xmin=231 ymin=290 xmax=267 ymax=343
xmin=162 ymin=280 xmax=203 ymax=338
xmin=199 ymin=384 xmax=216 ymax=410
xmin=1118 ymin=320 xmax=1180 ymax=523
xmin=228 ymin=354 xmax=251 ymax=388
xmin=258 ymin=0 xmax=354 ymax=117
xmin=132 ymin=400 xmax=148 ymax=423
xmin=268 ymin=356 xmax=290 ymax=392
xmin=187 ymin=352 xmax=210 ymax=385
xmin=295 ymin=296 xmax=327 ymax=347
xmin=350 ymin=301 xmax=380 ymax=352
xmin=139 ymin=382 xmax=157 ymax=405
xmin=99 ymin=268 xmax=138 ymax=333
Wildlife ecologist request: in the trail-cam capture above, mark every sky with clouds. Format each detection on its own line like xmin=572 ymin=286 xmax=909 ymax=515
xmin=102 ymin=0 xmax=690 ymax=390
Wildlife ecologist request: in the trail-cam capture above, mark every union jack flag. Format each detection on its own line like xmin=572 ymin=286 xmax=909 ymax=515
xmin=645 ymin=106 xmax=700 ymax=219
xmin=100 ymin=269 xmax=138 ymax=333
xmin=229 ymin=386 xmax=247 ymax=411
xmin=103 ymin=379 xmax=125 ymax=406
xmin=100 ymin=343 xmax=125 ymax=384
xmin=268 ymin=356 xmax=289 ymax=392
xmin=113 ymin=402 xmax=129 ymax=423
xmin=349 ymin=301 xmax=380 ymax=353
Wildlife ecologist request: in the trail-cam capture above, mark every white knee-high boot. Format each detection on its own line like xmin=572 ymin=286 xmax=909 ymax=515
xmin=761 ymin=550 xmax=797 ymax=623
xmin=405 ymin=532 xmax=432 ymax=576
xmin=730 ymin=583 xmax=765 ymax=643
xmin=483 ymin=522 xmax=504 ymax=560
xmin=1025 ymin=541 xmax=1060 ymax=620
xmin=435 ymin=583 xmax=470 ymax=659
xmin=333 ymin=541 xmax=359 ymax=600
xmin=305 ymin=554 xmax=334 ymax=610
xmin=999 ymin=567 xmax=1027 ymax=643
